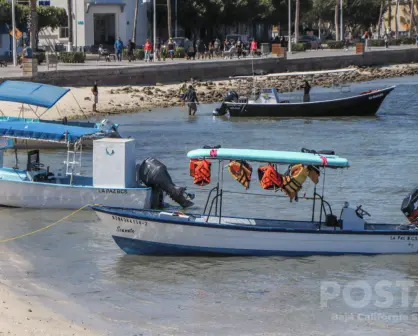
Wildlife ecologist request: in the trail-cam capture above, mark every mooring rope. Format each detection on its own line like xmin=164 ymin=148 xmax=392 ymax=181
xmin=0 ymin=203 xmax=96 ymax=243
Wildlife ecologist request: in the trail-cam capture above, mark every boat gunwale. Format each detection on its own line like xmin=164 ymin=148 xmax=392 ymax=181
xmin=221 ymin=86 xmax=395 ymax=106
xmin=93 ymin=206 xmax=417 ymax=235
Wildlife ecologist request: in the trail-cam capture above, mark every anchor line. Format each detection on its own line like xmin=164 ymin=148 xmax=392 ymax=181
xmin=0 ymin=203 xmax=97 ymax=243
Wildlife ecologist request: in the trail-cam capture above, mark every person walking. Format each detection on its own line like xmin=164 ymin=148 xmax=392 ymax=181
xmin=302 ymin=80 xmax=311 ymax=102
xmin=250 ymin=39 xmax=257 ymax=57
xmin=167 ymin=38 xmax=175 ymax=60
xmin=144 ymin=38 xmax=152 ymax=62
xmin=127 ymin=39 xmax=135 ymax=62
xmin=384 ymin=33 xmax=389 ymax=49
xmin=115 ymin=37 xmax=124 ymax=61
xmin=183 ymin=85 xmax=199 ymax=116
xmin=91 ymin=81 xmax=99 ymax=112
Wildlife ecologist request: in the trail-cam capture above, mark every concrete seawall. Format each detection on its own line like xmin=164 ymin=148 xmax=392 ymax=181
xmin=4 ymin=48 xmax=418 ymax=86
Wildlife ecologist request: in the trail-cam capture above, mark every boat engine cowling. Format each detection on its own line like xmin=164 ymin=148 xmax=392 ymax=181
xmin=401 ymin=188 xmax=418 ymax=223
xmin=137 ymin=157 xmax=194 ymax=209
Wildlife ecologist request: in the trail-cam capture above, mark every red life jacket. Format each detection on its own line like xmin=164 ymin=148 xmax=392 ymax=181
xmin=258 ymin=164 xmax=283 ymax=190
xmin=189 ymin=159 xmax=211 ymax=186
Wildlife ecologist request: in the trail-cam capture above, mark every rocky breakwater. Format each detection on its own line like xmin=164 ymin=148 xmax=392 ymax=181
xmin=99 ymin=64 xmax=417 ymax=114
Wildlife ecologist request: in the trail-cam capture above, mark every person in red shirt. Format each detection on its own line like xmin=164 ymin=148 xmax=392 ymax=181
xmin=250 ymin=39 xmax=257 ymax=57
xmin=144 ymin=39 xmax=152 ymax=62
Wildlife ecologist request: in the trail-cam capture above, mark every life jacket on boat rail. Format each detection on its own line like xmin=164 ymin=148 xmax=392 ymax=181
xmin=258 ymin=164 xmax=283 ymax=190
xmin=227 ymin=160 xmax=252 ymax=189
xmin=189 ymin=159 xmax=211 ymax=186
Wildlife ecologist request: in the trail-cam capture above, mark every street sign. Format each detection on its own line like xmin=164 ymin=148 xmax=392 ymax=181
xmin=78 ymin=21 xmax=84 ymax=25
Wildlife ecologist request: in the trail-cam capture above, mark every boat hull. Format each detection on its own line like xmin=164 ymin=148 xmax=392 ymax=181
xmin=12 ymin=138 xmax=94 ymax=150
xmin=214 ymin=87 xmax=395 ymax=118
xmin=94 ymin=208 xmax=418 ymax=256
xmin=0 ymin=180 xmax=152 ymax=210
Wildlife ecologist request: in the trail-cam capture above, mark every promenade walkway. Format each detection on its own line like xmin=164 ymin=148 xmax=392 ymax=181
xmin=0 ymin=45 xmax=415 ymax=80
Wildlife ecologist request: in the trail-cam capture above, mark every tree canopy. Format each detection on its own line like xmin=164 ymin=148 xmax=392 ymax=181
xmin=0 ymin=0 xmax=66 ymax=32
xmin=177 ymin=0 xmax=384 ymax=39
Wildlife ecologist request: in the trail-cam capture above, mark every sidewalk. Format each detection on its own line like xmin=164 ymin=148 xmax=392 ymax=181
xmin=0 ymin=44 xmax=415 ymax=80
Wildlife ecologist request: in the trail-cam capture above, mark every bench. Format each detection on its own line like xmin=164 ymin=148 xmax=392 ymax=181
xmin=97 ymin=50 xmax=116 ymax=62
xmin=46 ymin=53 xmax=58 ymax=70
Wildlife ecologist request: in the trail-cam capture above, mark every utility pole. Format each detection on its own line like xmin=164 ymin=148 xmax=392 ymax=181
xmin=133 ymin=0 xmax=139 ymax=42
xmin=340 ymin=0 xmax=343 ymax=41
xmin=175 ymin=0 xmax=178 ymax=37
xmin=153 ymin=0 xmax=157 ymax=59
xmin=12 ymin=0 xmax=17 ymax=66
xmin=288 ymin=0 xmax=292 ymax=54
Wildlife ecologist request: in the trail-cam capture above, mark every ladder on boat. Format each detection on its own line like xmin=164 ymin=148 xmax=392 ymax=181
xmin=65 ymin=141 xmax=83 ymax=184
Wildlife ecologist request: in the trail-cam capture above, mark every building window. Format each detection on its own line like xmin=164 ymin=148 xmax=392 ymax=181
xmin=38 ymin=1 xmax=51 ymax=5
xmin=59 ymin=27 xmax=69 ymax=39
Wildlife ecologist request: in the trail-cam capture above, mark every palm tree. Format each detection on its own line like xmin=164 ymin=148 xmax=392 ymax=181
xmin=29 ymin=0 xmax=37 ymax=50
xmin=133 ymin=0 xmax=139 ymax=42
xmin=409 ymin=0 xmax=414 ymax=37
xmin=295 ymin=0 xmax=300 ymax=42
xmin=167 ymin=0 xmax=172 ymax=38
xmin=395 ymin=0 xmax=399 ymax=38
xmin=388 ymin=0 xmax=392 ymax=34
xmin=67 ymin=0 xmax=73 ymax=49
xmin=335 ymin=0 xmax=339 ymax=40
xmin=377 ymin=0 xmax=385 ymax=38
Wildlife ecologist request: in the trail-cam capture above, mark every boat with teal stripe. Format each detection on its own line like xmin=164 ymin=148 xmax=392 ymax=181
xmin=94 ymin=146 xmax=418 ymax=256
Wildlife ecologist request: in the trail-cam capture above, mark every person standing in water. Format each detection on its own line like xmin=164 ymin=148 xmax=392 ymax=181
xmin=302 ymin=80 xmax=311 ymax=102
xmin=183 ymin=85 xmax=199 ymax=116
xmin=92 ymin=81 xmax=98 ymax=112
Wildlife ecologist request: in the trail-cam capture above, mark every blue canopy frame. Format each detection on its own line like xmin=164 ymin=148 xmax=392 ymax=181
xmin=0 ymin=80 xmax=70 ymax=108
xmin=0 ymin=121 xmax=102 ymax=143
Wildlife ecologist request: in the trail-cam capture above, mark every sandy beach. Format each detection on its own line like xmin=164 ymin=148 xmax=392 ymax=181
xmin=0 ymin=280 xmax=99 ymax=336
xmin=1 ymin=63 xmax=418 ymax=121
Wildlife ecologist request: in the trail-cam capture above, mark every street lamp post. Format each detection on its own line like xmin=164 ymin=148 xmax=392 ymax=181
xmin=175 ymin=0 xmax=178 ymax=37
xmin=340 ymin=0 xmax=343 ymax=41
xmin=288 ymin=0 xmax=292 ymax=54
xmin=11 ymin=0 xmax=17 ymax=66
xmin=153 ymin=0 xmax=157 ymax=59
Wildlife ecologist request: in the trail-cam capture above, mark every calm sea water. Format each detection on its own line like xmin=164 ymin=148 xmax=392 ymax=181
xmin=1 ymin=77 xmax=418 ymax=335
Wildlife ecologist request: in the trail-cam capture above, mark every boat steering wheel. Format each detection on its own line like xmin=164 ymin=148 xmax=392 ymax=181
xmin=356 ymin=205 xmax=371 ymax=219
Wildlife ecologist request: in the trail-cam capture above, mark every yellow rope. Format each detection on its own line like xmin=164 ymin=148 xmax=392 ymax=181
xmin=0 ymin=203 xmax=94 ymax=243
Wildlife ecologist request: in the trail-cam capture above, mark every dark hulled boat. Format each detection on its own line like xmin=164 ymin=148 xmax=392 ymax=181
xmin=213 ymin=86 xmax=395 ymax=118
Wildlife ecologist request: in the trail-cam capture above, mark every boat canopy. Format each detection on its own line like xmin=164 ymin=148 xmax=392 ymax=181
xmin=187 ymin=148 xmax=349 ymax=168
xmin=0 ymin=121 xmax=102 ymax=143
xmin=0 ymin=80 xmax=70 ymax=108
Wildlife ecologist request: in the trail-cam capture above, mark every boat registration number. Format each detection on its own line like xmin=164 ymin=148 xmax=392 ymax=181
xmin=112 ymin=215 xmax=148 ymax=226
xmin=369 ymin=93 xmax=384 ymax=100
xmin=390 ymin=235 xmax=418 ymax=241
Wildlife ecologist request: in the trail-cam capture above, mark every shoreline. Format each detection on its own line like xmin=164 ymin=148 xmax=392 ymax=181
xmin=1 ymin=63 xmax=417 ymax=121
xmin=0 ymin=247 xmax=100 ymax=336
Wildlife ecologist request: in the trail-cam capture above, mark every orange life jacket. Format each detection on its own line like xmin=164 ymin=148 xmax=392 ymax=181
xmin=228 ymin=160 xmax=252 ymax=189
xmin=189 ymin=159 xmax=211 ymax=186
xmin=281 ymin=164 xmax=310 ymax=200
xmin=258 ymin=164 xmax=283 ymax=190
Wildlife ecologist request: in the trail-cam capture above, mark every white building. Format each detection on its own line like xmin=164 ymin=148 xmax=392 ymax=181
xmin=39 ymin=0 xmax=150 ymax=49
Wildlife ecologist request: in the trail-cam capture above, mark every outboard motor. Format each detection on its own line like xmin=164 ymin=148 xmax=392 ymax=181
xmin=401 ymin=188 xmax=418 ymax=223
xmin=224 ymin=90 xmax=239 ymax=103
xmin=213 ymin=91 xmax=239 ymax=116
xmin=137 ymin=158 xmax=194 ymax=209
xmin=99 ymin=119 xmax=120 ymax=137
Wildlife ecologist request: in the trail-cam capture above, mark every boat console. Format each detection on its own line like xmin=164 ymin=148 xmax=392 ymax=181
xmin=26 ymin=150 xmax=55 ymax=182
